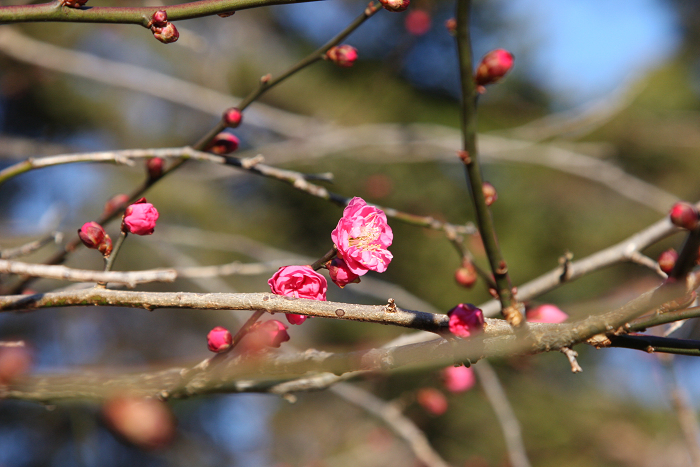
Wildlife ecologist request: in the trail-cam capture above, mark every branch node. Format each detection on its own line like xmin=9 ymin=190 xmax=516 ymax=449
xmin=384 ymin=298 xmax=397 ymax=313
xmin=560 ymin=347 xmax=583 ymax=373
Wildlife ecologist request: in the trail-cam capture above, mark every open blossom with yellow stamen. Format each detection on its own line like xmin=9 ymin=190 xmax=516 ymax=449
xmin=331 ymin=197 xmax=393 ymax=276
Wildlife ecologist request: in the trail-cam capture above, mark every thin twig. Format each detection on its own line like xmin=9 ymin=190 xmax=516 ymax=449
xmin=456 ymin=0 xmax=519 ymax=324
xmin=0 ymin=232 xmax=62 ymax=259
xmin=559 ymin=347 xmax=583 ymax=373
xmin=474 ymin=362 xmax=531 ymax=467
xmin=0 ymin=259 xmax=176 ymax=287
xmin=0 ymin=0 xmax=319 ymax=25
xmin=330 ymin=383 xmax=451 ymax=467
xmin=661 ymin=359 xmax=700 ymax=466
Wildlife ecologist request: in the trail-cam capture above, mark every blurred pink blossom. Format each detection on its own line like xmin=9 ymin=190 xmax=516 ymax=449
xmin=207 ymin=326 xmax=233 ymax=353
xmin=526 ymin=304 xmax=568 ymax=324
xmin=447 ymin=303 xmax=484 ymax=338
xmin=442 ymin=365 xmax=475 ymax=393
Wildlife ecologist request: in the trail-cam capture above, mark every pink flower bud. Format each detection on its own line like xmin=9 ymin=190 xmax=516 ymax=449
xmin=285 ymin=314 xmax=308 ymax=325
xmin=102 ymin=397 xmax=175 ymax=450
xmin=103 ymin=193 xmax=129 ymax=217
xmin=447 ymin=303 xmax=484 ymax=338
xmin=78 ymin=221 xmax=113 ymax=256
xmin=146 ymin=157 xmax=164 ymax=179
xmin=482 ymin=182 xmax=497 ymax=206
xmin=454 ymin=261 xmax=477 ymax=288
xmin=326 ymin=45 xmax=358 ymax=67
xmin=152 ymin=22 xmax=179 ymax=44
xmin=152 ymin=10 xmax=168 ymax=27
xmin=61 ymin=0 xmax=87 ymax=7
xmin=658 ymin=248 xmax=679 ymax=275
xmin=379 ymin=0 xmax=409 ymax=12
xmin=670 ymin=202 xmax=699 ymax=230
xmin=475 ymin=49 xmax=514 ymax=86
xmin=416 ymin=388 xmax=448 ymax=416
xmin=268 ymin=266 xmax=327 ymax=324
xmin=526 ymin=304 xmax=568 ymax=323
xmin=239 ymin=320 xmax=290 ymax=353
xmin=207 ymin=326 xmax=233 ymax=352
xmin=405 ymin=10 xmax=431 ymax=36
xmin=122 ymin=198 xmax=159 ymax=236
xmin=0 ymin=345 xmax=32 ymax=385
xmin=327 ymin=257 xmax=361 ymax=288
xmin=223 ymin=107 xmax=243 ymax=128
xmin=205 ymin=132 xmax=240 ymax=155
xmin=445 ymin=18 xmax=457 ymax=35
xmin=442 ymin=365 xmax=475 ymax=393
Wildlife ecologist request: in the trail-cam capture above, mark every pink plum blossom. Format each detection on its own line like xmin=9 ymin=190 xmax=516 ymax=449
xmin=207 ymin=326 xmax=232 ymax=353
xmin=331 ymin=197 xmax=393 ymax=276
xmin=526 ymin=304 xmax=568 ymax=324
xmin=327 ymin=257 xmax=361 ymax=288
xmin=122 ymin=198 xmax=159 ymax=235
xmin=326 ymin=45 xmax=358 ymax=67
xmin=268 ymin=265 xmax=328 ymax=325
xmin=447 ymin=303 xmax=484 ymax=338
xmin=442 ymin=365 xmax=475 ymax=393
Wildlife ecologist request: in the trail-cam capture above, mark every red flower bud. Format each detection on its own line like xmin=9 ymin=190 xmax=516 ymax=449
xmin=102 ymin=397 xmax=175 ymax=450
xmin=146 ymin=157 xmax=164 ymax=180
xmin=405 ymin=10 xmax=431 ymax=36
xmin=454 ymin=261 xmax=477 ymax=288
xmin=152 ymin=10 xmax=168 ymax=27
xmin=445 ymin=18 xmax=457 ymax=35
xmin=0 ymin=345 xmax=32 ymax=385
xmin=442 ymin=365 xmax=475 ymax=393
xmin=670 ymin=202 xmax=699 ymax=230
xmin=152 ymin=22 xmax=179 ymax=44
xmin=327 ymin=257 xmax=361 ymax=288
xmin=122 ymin=198 xmax=159 ymax=236
xmin=326 ymin=45 xmax=358 ymax=67
xmin=103 ymin=194 xmax=129 ymax=217
xmin=223 ymin=107 xmax=243 ymax=128
xmin=205 ymin=132 xmax=240 ymax=155
xmin=416 ymin=388 xmax=448 ymax=416
xmin=482 ymin=182 xmax=498 ymax=206
xmin=475 ymin=49 xmax=514 ymax=86
xmin=207 ymin=326 xmax=233 ymax=353
xmin=447 ymin=303 xmax=484 ymax=338
xmin=379 ymin=0 xmax=409 ymax=12
xmin=658 ymin=248 xmax=679 ymax=275
xmin=78 ymin=221 xmax=113 ymax=256
xmin=62 ymin=0 xmax=87 ymax=8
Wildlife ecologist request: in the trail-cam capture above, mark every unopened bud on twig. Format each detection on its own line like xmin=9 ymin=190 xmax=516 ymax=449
xmin=61 ymin=0 xmax=87 ymax=8
xmin=669 ymin=202 xmax=699 ymax=230
xmin=103 ymin=194 xmax=129 ymax=217
xmin=152 ymin=22 xmax=179 ymax=44
xmin=326 ymin=45 xmax=358 ymax=68
xmin=122 ymin=198 xmax=159 ymax=236
xmin=379 ymin=0 xmax=409 ymax=12
xmin=475 ymin=49 xmax=514 ymax=86
xmin=217 ymin=11 xmax=236 ymax=17
xmin=205 ymin=132 xmax=240 ymax=155
xmin=78 ymin=221 xmax=113 ymax=256
xmin=146 ymin=157 xmax=164 ymax=180
xmin=482 ymin=182 xmax=498 ymax=206
xmin=445 ymin=18 xmax=457 ymax=35
xmin=207 ymin=326 xmax=233 ymax=353
xmin=151 ymin=10 xmax=168 ymax=27
xmin=658 ymin=248 xmax=678 ymax=275
xmin=454 ymin=261 xmax=477 ymax=288
xmin=223 ymin=107 xmax=243 ymax=128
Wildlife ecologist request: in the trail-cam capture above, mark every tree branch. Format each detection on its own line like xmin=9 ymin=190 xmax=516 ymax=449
xmin=0 ymin=0 xmax=319 ymax=25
